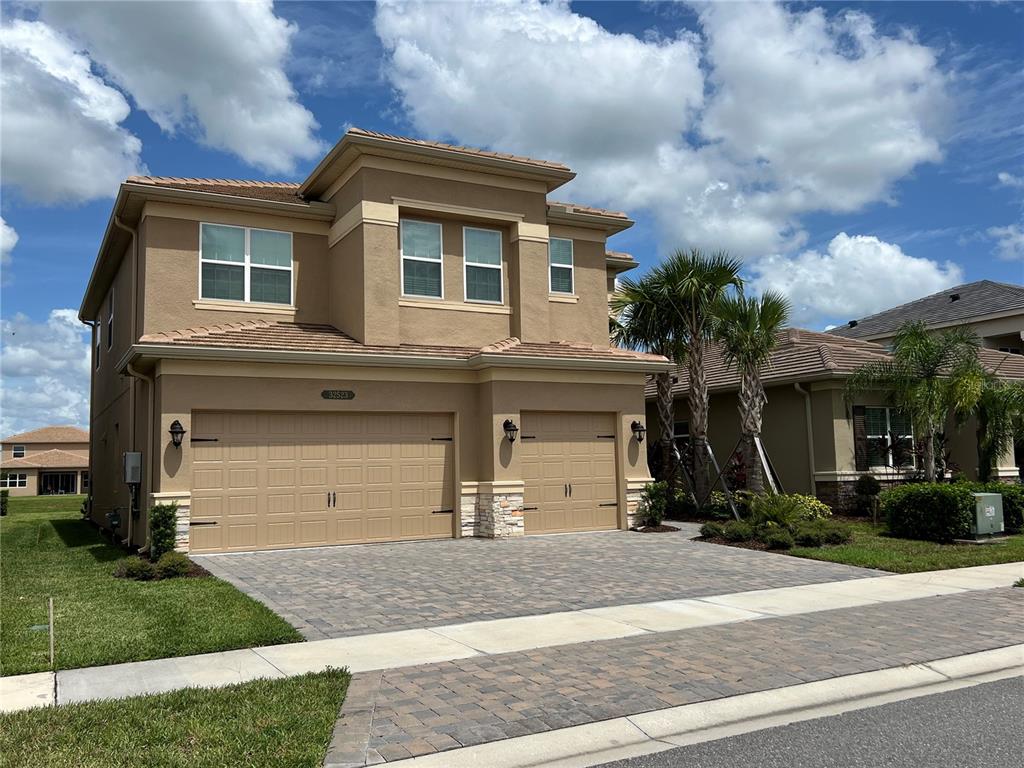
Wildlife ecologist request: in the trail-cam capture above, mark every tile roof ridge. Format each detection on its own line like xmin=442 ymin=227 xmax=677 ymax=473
xmin=140 ymin=318 xmax=271 ymax=342
xmin=480 ymin=337 xmax=522 ymax=353
xmin=817 ymin=344 xmax=838 ymax=370
xmin=547 ymin=200 xmax=629 ymax=219
xmin=127 ymin=176 xmax=299 ymax=188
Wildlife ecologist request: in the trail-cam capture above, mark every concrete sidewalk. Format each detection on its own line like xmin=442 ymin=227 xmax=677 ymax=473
xmin=1 ymin=562 xmax=1020 ymax=713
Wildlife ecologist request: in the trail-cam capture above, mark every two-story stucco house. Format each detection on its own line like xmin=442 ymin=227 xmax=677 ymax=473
xmin=79 ymin=128 xmax=668 ymax=554
xmin=1 ymin=425 xmax=90 ymax=496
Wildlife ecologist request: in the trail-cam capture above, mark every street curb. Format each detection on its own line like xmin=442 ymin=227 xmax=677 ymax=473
xmin=382 ymin=644 xmax=1024 ymax=768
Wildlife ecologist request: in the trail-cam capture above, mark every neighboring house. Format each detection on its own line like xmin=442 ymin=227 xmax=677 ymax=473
xmin=828 ymin=280 xmax=1024 ymax=354
xmin=79 ymin=128 xmax=668 ymax=554
xmin=646 ymin=329 xmax=1024 ymax=511
xmin=0 ymin=426 xmax=90 ymax=497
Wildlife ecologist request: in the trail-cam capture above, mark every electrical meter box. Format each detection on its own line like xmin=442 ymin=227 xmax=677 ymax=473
xmin=971 ymin=493 xmax=1003 ymax=537
xmin=123 ymin=452 xmax=142 ymax=485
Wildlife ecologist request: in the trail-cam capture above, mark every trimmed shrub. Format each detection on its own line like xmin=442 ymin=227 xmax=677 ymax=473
xmin=975 ymin=482 xmax=1023 ymax=534
xmin=881 ymin=483 xmax=974 ymax=543
xmin=762 ymin=529 xmax=794 ymax=550
xmin=790 ymin=494 xmax=833 ymax=521
xmin=722 ymin=520 xmax=754 ymax=542
xmin=156 ymin=551 xmax=192 ymax=579
xmin=748 ymin=494 xmax=802 ymax=530
xmin=114 ymin=556 xmax=156 ymax=581
xmin=793 ymin=522 xmax=825 ymax=547
xmin=0 ymin=489 xmax=8 ymax=517
xmin=822 ymin=522 xmax=854 ymax=545
xmin=704 ymin=491 xmax=733 ymax=520
xmin=149 ymin=503 xmax=178 ymax=561
xmin=699 ymin=521 xmax=724 ymax=539
xmin=854 ymin=474 xmax=881 ymax=497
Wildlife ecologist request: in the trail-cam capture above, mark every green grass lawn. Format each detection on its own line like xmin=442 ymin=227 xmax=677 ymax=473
xmin=1 ymin=495 xmax=302 ymax=676
xmin=0 ymin=668 xmax=348 ymax=768
xmin=788 ymin=520 xmax=1024 ymax=573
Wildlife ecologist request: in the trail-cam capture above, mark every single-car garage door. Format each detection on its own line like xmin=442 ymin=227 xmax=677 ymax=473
xmin=520 ymin=412 xmax=618 ymax=534
xmin=189 ymin=411 xmax=454 ymax=553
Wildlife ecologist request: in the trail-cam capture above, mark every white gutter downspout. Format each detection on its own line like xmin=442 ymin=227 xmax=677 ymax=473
xmin=794 ymin=383 xmax=816 ymax=494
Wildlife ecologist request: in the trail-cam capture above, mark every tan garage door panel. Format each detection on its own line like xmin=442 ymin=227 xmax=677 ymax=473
xmin=189 ymin=412 xmax=453 ymax=553
xmin=521 ymin=412 xmax=618 ymax=534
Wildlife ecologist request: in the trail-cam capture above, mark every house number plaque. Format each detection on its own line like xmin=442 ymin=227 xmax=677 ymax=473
xmin=321 ymin=389 xmax=355 ymax=400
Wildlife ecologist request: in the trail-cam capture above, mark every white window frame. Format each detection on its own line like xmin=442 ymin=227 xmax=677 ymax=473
xmin=199 ymin=222 xmax=294 ymax=305
xmin=94 ymin=324 xmax=101 ymax=370
xmin=462 ymin=226 xmax=503 ymax=304
xmin=1 ymin=473 xmax=28 ymax=488
xmin=400 ymin=218 xmax=444 ymax=300
xmin=81 ymin=471 xmax=90 ymax=490
xmin=107 ymin=284 xmax=114 ymax=350
xmin=12 ymin=445 xmax=25 ymax=458
xmin=866 ymin=406 xmax=915 ymax=469
xmin=548 ymin=237 xmax=575 ymax=294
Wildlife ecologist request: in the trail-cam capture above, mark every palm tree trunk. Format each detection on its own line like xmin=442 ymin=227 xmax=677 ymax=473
xmin=689 ymin=339 xmax=710 ymax=501
xmin=738 ymin=366 xmax=765 ymax=493
xmin=923 ymin=425 xmax=936 ymax=482
xmin=655 ymin=371 xmax=676 ymax=489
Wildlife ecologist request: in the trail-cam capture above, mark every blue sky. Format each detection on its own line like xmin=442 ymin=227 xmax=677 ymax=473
xmin=1 ymin=1 xmax=1022 ymax=434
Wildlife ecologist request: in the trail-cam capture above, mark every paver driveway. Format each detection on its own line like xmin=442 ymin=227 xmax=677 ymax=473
xmin=193 ymin=529 xmax=876 ymax=639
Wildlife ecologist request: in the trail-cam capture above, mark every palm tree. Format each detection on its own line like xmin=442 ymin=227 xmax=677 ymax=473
xmin=974 ymin=377 xmax=1024 ymax=482
xmin=661 ymin=249 xmax=743 ymax=500
xmin=713 ymin=290 xmax=791 ymax=493
xmin=845 ymin=321 xmax=985 ymax=482
xmin=611 ymin=272 xmax=687 ymax=486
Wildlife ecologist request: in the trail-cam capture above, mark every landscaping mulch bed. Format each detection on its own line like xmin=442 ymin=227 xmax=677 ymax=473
xmin=631 ymin=524 xmax=681 ymax=533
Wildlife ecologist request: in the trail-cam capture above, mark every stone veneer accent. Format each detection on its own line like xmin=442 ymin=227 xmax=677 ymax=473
xmin=460 ymin=482 xmax=525 ymax=538
xmin=150 ymin=491 xmax=191 ymax=553
xmin=625 ymin=478 xmax=652 ymax=529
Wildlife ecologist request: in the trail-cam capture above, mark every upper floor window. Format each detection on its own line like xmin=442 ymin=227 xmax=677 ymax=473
xmin=549 ymin=238 xmax=574 ymax=294
xmin=12 ymin=445 xmax=25 ymax=458
xmin=463 ymin=227 xmax=502 ymax=304
xmin=107 ymin=285 xmax=114 ymax=350
xmin=866 ymin=406 xmax=915 ymax=468
xmin=200 ymin=223 xmax=292 ymax=305
xmin=401 ymin=219 xmax=443 ymax=299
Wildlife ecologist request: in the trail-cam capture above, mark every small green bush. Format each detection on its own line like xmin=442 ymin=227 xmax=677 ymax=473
xmin=793 ymin=523 xmax=825 ymax=547
xmin=114 ymin=556 xmax=156 ymax=581
xmin=637 ymin=482 xmax=669 ymax=527
xmin=699 ymin=521 xmax=724 ymax=539
xmin=704 ymin=491 xmax=733 ymax=520
xmin=794 ymin=519 xmax=853 ymax=547
xmin=790 ymin=494 xmax=833 ymax=520
xmin=822 ymin=522 xmax=853 ymax=545
xmin=748 ymin=494 xmax=802 ymax=530
xmin=975 ymin=482 xmax=1023 ymax=534
xmin=854 ymin=474 xmax=881 ymax=497
xmin=881 ymin=483 xmax=974 ymax=543
xmin=762 ymin=529 xmax=794 ymax=550
xmin=0 ymin=489 xmax=8 ymax=517
xmin=156 ymin=551 xmax=191 ymax=579
xmin=149 ymin=503 xmax=178 ymax=561
xmin=722 ymin=520 xmax=754 ymax=542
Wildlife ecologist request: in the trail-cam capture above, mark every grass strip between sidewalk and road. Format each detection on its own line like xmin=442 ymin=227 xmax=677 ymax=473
xmin=788 ymin=520 xmax=1024 ymax=573
xmin=0 ymin=668 xmax=349 ymax=768
xmin=1 ymin=495 xmax=302 ymax=676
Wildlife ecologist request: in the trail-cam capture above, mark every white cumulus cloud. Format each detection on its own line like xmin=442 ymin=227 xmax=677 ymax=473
xmin=374 ymin=0 xmax=949 ymax=258
xmin=0 ymin=309 xmax=91 ymax=436
xmin=42 ymin=0 xmax=324 ymax=175
xmin=748 ymin=233 xmax=964 ymax=328
xmin=0 ymin=19 xmax=145 ymax=204
xmin=987 ymin=223 xmax=1024 ymax=261
xmin=997 ymin=171 xmax=1024 ymax=190
xmin=0 ymin=217 xmax=18 ymax=266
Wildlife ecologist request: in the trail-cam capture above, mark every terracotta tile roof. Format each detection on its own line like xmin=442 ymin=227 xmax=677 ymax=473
xmin=126 ymin=176 xmax=307 ymax=205
xmin=828 ymin=280 xmax=1024 ymax=339
xmin=1 ymin=448 xmax=88 ymax=469
xmin=547 ymin=201 xmax=630 ymax=220
xmin=2 ymin=425 xmax=89 ymax=444
xmin=647 ymin=328 xmax=1024 ymax=398
xmin=138 ymin=321 xmax=666 ymax=366
xmin=605 ymin=250 xmax=635 ymax=261
xmin=348 ymin=128 xmax=572 ymax=173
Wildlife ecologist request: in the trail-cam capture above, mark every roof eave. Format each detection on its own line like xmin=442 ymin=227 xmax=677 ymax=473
xmin=546 ymin=209 xmax=634 ymax=235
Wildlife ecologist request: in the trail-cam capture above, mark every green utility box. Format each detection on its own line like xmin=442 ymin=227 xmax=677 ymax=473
xmin=971 ymin=493 xmax=1004 ymax=537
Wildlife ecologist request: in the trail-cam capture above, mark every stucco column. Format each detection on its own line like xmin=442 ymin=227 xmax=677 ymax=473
xmin=360 ymin=214 xmax=401 ymax=346
xmin=620 ymin=411 xmax=654 ymax=529
xmin=509 ymin=223 xmax=550 ymax=343
xmin=468 ymin=380 xmax=525 ymax=537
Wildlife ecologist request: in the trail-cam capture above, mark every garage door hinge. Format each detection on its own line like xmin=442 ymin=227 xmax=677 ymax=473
xmin=598 ymin=502 xmax=618 ymax=507
xmin=596 ymin=434 xmax=615 ymax=439
xmin=432 ymin=509 xmax=454 ymax=514
xmin=190 ymin=437 xmax=219 ymax=443
xmin=523 ymin=506 xmax=539 ymax=511
xmin=189 ymin=521 xmax=218 ymax=527
xmin=520 ymin=435 xmax=536 ymax=440
xmin=431 ymin=437 xmax=453 ymax=441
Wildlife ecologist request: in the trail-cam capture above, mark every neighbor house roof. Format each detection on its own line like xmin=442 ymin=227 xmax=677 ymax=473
xmin=827 ymin=280 xmax=1024 ymax=340
xmin=135 ymin=320 xmax=668 ymax=370
xmin=2 ymin=425 xmax=89 ymax=444
xmin=646 ymin=328 xmax=1024 ymax=399
xmin=1 ymin=448 xmax=88 ymax=470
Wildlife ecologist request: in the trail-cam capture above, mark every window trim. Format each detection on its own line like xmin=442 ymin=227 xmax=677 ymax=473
xmin=12 ymin=445 xmax=25 ymax=458
xmin=94 ymin=324 xmax=101 ymax=370
xmin=0 ymin=473 xmax=28 ymax=488
xmin=400 ymin=218 xmax=444 ymax=300
xmin=548 ymin=237 xmax=575 ymax=295
xmin=107 ymin=284 xmax=114 ymax=350
xmin=462 ymin=226 xmax=504 ymax=305
xmin=199 ymin=222 xmax=294 ymax=306
xmin=865 ymin=406 xmax=915 ymax=469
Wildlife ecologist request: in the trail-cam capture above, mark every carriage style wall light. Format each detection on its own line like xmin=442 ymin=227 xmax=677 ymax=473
xmin=502 ymin=419 xmax=520 ymax=443
xmin=168 ymin=420 xmax=187 ymax=449
xmin=630 ymin=420 xmax=647 ymax=443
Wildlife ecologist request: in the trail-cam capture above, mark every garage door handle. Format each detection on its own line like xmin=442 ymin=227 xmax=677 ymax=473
xmin=599 ymin=502 xmax=617 ymax=507
xmin=332 ymin=491 xmax=336 ymax=507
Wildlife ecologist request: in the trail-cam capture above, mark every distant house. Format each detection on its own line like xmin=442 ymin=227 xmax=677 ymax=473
xmin=1 ymin=426 xmax=90 ymax=497
xmin=828 ymin=280 xmax=1024 ymax=354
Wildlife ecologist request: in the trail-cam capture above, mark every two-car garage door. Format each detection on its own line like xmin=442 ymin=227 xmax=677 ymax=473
xmin=189 ymin=412 xmax=454 ymax=553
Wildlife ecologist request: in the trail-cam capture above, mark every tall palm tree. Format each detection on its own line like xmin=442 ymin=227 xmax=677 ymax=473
xmin=846 ymin=322 xmax=985 ymax=482
xmin=974 ymin=377 xmax=1024 ymax=482
xmin=660 ymin=249 xmax=743 ymax=500
xmin=713 ymin=290 xmax=791 ymax=493
xmin=611 ymin=272 xmax=687 ymax=486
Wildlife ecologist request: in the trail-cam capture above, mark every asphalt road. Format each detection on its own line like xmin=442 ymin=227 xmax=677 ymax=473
xmin=597 ymin=677 xmax=1023 ymax=768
